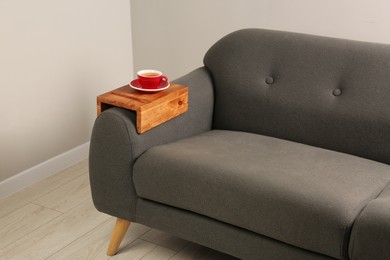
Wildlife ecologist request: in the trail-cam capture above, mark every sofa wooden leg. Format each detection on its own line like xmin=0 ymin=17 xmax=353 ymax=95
xmin=107 ymin=218 xmax=131 ymax=256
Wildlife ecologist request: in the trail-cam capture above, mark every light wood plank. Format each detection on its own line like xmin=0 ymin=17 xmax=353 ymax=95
xmin=140 ymin=229 xmax=189 ymax=252
xmin=0 ymin=160 xmax=88 ymax=218
xmin=0 ymin=203 xmax=62 ymax=250
xmin=110 ymin=239 xmax=156 ymax=260
xmin=33 ymin=173 xmax=91 ymax=212
xmin=139 ymin=245 xmax=176 ymax=260
xmin=0 ymin=198 xmax=110 ymax=259
xmin=47 ymin=218 xmax=151 ymax=260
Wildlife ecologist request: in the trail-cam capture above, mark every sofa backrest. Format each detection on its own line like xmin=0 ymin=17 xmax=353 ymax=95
xmin=204 ymin=28 xmax=390 ymax=165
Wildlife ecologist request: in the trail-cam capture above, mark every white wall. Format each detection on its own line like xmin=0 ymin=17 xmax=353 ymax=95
xmin=131 ymin=0 xmax=390 ymax=80
xmin=2 ymin=0 xmax=389 ymax=186
xmin=0 ymin=0 xmax=133 ymax=182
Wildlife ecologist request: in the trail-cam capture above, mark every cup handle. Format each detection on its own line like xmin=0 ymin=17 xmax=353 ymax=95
xmin=160 ymin=75 xmax=168 ymax=84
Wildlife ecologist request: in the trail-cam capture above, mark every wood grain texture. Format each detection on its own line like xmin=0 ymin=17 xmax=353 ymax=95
xmin=97 ymin=84 xmax=188 ymax=133
xmin=107 ymin=218 xmax=131 ymax=256
xmin=112 ymin=239 xmax=157 ymax=260
xmin=138 ymin=245 xmax=176 ymax=260
xmin=0 ymin=204 xmax=61 ymax=250
xmin=47 ymin=219 xmax=150 ymax=260
xmin=33 ymin=173 xmax=91 ymax=213
xmin=0 ymin=160 xmax=88 ymax=219
xmin=0 ymin=199 xmax=110 ymax=259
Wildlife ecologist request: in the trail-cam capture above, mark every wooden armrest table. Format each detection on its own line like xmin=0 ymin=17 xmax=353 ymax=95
xmin=97 ymin=83 xmax=188 ymax=134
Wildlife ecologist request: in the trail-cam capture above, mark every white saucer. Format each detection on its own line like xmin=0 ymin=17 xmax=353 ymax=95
xmin=129 ymin=79 xmax=170 ymax=92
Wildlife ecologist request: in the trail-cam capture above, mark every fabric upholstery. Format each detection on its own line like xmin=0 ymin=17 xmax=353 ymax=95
xmin=136 ymin=199 xmax=336 ymax=260
xmin=89 ymin=67 xmax=214 ymax=220
xmin=204 ymin=28 xmax=390 ymax=165
xmin=89 ymin=109 xmax=138 ymax=220
xmin=133 ymin=130 xmax=390 ymax=259
xmin=90 ymin=29 xmax=390 ymax=260
xmin=349 ymin=183 xmax=390 ymax=260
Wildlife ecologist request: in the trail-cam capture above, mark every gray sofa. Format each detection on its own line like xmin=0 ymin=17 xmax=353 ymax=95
xmin=89 ymin=28 xmax=390 ymax=260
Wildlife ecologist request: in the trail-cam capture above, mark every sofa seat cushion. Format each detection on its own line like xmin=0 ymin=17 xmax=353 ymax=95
xmin=133 ymin=130 xmax=390 ymax=259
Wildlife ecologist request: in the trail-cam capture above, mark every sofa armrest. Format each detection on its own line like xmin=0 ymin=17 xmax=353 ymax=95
xmin=89 ymin=67 xmax=214 ymax=220
xmin=349 ymin=183 xmax=390 ymax=260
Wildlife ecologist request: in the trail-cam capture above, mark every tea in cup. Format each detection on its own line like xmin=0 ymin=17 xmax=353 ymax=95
xmin=137 ymin=69 xmax=168 ymax=89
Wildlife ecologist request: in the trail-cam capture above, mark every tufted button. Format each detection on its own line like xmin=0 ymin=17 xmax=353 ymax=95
xmin=333 ymin=88 xmax=342 ymax=96
xmin=265 ymin=76 xmax=274 ymax=84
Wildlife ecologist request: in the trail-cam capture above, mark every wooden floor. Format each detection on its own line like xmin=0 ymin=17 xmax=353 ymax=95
xmin=0 ymin=160 xmax=237 ymax=260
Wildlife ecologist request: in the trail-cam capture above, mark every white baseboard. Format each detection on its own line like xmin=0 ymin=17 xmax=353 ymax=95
xmin=0 ymin=142 xmax=90 ymax=199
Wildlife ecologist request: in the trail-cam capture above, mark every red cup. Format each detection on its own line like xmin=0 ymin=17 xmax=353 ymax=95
xmin=137 ymin=69 xmax=168 ymax=89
